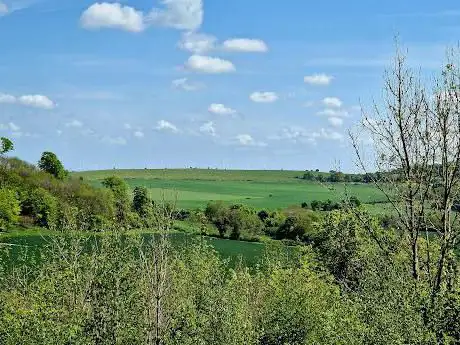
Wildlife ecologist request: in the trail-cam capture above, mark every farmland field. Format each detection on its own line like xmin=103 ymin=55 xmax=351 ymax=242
xmin=0 ymin=229 xmax=290 ymax=267
xmin=74 ymin=169 xmax=387 ymax=210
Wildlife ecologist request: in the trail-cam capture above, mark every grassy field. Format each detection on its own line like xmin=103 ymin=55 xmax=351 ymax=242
xmin=0 ymin=229 xmax=289 ymax=267
xmin=75 ymin=169 xmax=387 ymax=210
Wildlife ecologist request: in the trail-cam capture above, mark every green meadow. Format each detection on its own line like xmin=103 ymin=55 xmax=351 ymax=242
xmin=75 ymin=169 xmax=387 ymax=210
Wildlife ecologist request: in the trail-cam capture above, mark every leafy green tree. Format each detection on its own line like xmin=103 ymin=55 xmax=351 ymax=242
xmin=0 ymin=188 xmax=20 ymax=230
xmin=277 ymin=211 xmax=320 ymax=241
xmin=38 ymin=151 xmax=67 ymax=180
xmin=0 ymin=137 xmax=13 ymax=155
xmin=205 ymin=201 xmax=231 ymax=237
xmin=102 ymin=176 xmax=131 ymax=223
xmin=20 ymin=187 xmax=58 ymax=229
xmin=132 ymin=186 xmax=151 ymax=217
xmin=311 ymin=200 xmax=321 ymax=211
xmin=227 ymin=204 xmax=262 ymax=240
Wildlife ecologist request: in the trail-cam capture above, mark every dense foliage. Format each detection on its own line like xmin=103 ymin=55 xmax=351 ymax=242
xmin=0 ymin=149 xmax=121 ymax=232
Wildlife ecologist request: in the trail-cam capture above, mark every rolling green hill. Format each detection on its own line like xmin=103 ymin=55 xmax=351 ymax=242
xmin=74 ymin=169 xmax=387 ymax=210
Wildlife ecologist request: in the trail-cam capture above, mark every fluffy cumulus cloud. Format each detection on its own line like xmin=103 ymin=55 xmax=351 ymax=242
xmin=236 ymin=134 xmax=267 ymax=147
xmin=304 ymin=73 xmax=334 ymax=86
xmin=19 ymin=95 xmax=56 ymax=109
xmin=322 ymin=97 xmax=342 ymax=108
xmin=185 ymin=55 xmax=235 ymax=74
xmin=178 ymin=31 xmax=216 ymax=54
xmin=222 ymin=38 xmax=268 ymax=53
xmin=199 ymin=121 xmax=216 ymax=136
xmin=208 ymin=103 xmax=236 ymax=116
xmin=156 ymin=120 xmax=179 ymax=133
xmin=249 ymin=91 xmax=279 ymax=103
xmin=148 ymin=0 xmax=203 ymax=31
xmin=65 ymin=120 xmax=83 ymax=128
xmin=80 ymin=3 xmax=145 ymax=32
xmin=328 ymin=117 xmax=344 ymax=127
xmin=0 ymin=93 xmax=56 ymax=109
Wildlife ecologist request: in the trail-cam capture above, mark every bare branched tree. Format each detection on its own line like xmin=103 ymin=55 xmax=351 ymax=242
xmin=140 ymin=191 xmax=177 ymax=345
xmin=351 ymin=46 xmax=460 ymax=298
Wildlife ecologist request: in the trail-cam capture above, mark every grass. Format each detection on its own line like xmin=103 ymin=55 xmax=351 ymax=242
xmin=75 ymin=169 xmax=387 ymax=210
xmin=0 ymin=228 xmax=282 ymax=267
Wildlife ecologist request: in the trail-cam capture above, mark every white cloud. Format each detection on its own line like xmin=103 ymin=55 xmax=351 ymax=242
xmin=269 ymin=126 xmax=314 ymax=143
xmin=208 ymin=103 xmax=236 ymax=116
xmin=328 ymin=117 xmax=344 ymax=127
xmin=123 ymin=123 xmax=132 ymax=130
xmin=0 ymin=93 xmax=16 ymax=104
xmin=271 ymin=126 xmax=343 ymax=144
xmin=102 ymin=136 xmax=127 ymax=145
xmin=0 ymin=2 xmax=8 ymax=16
xmin=185 ymin=55 xmax=235 ymax=74
xmin=57 ymin=130 xmax=63 ymax=136
xmin=156 ymin=120 xmax=179 ymax=133
xmin=322 ymin=97 xmax=342 ymax=108
xmin=178 ymin=31 xmax=216 ymax=54
xmin=222 ymin=38 xmax=268 ymax=53
xmin=317 ymin=108 xmax=349 ymax=117
xmin=65 ymin=120 xmax=83 ymax=128
xmin=134 ymin=131 xmax=144 ymax=138
xmin=304 ymin=74 xmax=334 ymax=86
xmin=18 ymin=95 xmax=56 ymax=109
xmin=199 ymin=121 xmax=216 ymax=136
xmin=236 ymin=134 xmax=267 ymax=147
xmin=0 ymin=93 xmax=55 ymax=109
xmin=249 ymin=91 xmax=279 ymax=103
xmin=148 ymin=0 xmax=203 ymax=31
xmin=172 ymin=77 xmax=202 ymax=91
xmin=8 ymin=122 xmax=20 ymax=132
xmin=315 ymin=128 xmax=343 ymax=141
xmin=80 ymin=3 xmax=144 ymax=32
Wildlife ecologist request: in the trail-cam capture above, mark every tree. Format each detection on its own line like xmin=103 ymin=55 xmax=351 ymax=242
xmin=205 ymin=201 xmax=230 ymax=237
xmin=0 ymin=188 xmax=20 ymax=230
xmin=227 ymin=204 xmax=262 ymax=240
xmin=351 ymin=46 xmax=460 ymax=321
xmin=102 ymin=176 xmax=131 ymax=223
xmin=0 ymin=137 xmax=13 ymax=155
xmin=20 ymin=187 xmax=58 ymax=229
xmin=277 ymin=211 xmax=320 ymax=241
xmin=38 ymin=151 xmax=67 ymax=180
xmin=133 ymin=186 xmax=151 ymax=217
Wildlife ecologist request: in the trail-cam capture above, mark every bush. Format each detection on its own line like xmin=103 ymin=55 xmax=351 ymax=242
xmin=276 ymin=211 xmax=320 ymax=242
xmin=0 ymin=188 xmax=20 ymax=230
xmin=205 ymin=201 xmax=231 ymax=237
xmin=20 ymin=187 xmax=58 ymax=229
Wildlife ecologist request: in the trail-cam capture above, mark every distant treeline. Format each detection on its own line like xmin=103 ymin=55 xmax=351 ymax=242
xmin=298 ymin=170 xmax=383 ymax=183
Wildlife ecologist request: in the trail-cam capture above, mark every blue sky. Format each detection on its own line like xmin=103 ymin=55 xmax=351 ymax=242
xmin=0 ymin=0 xmax=459 ymax=171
